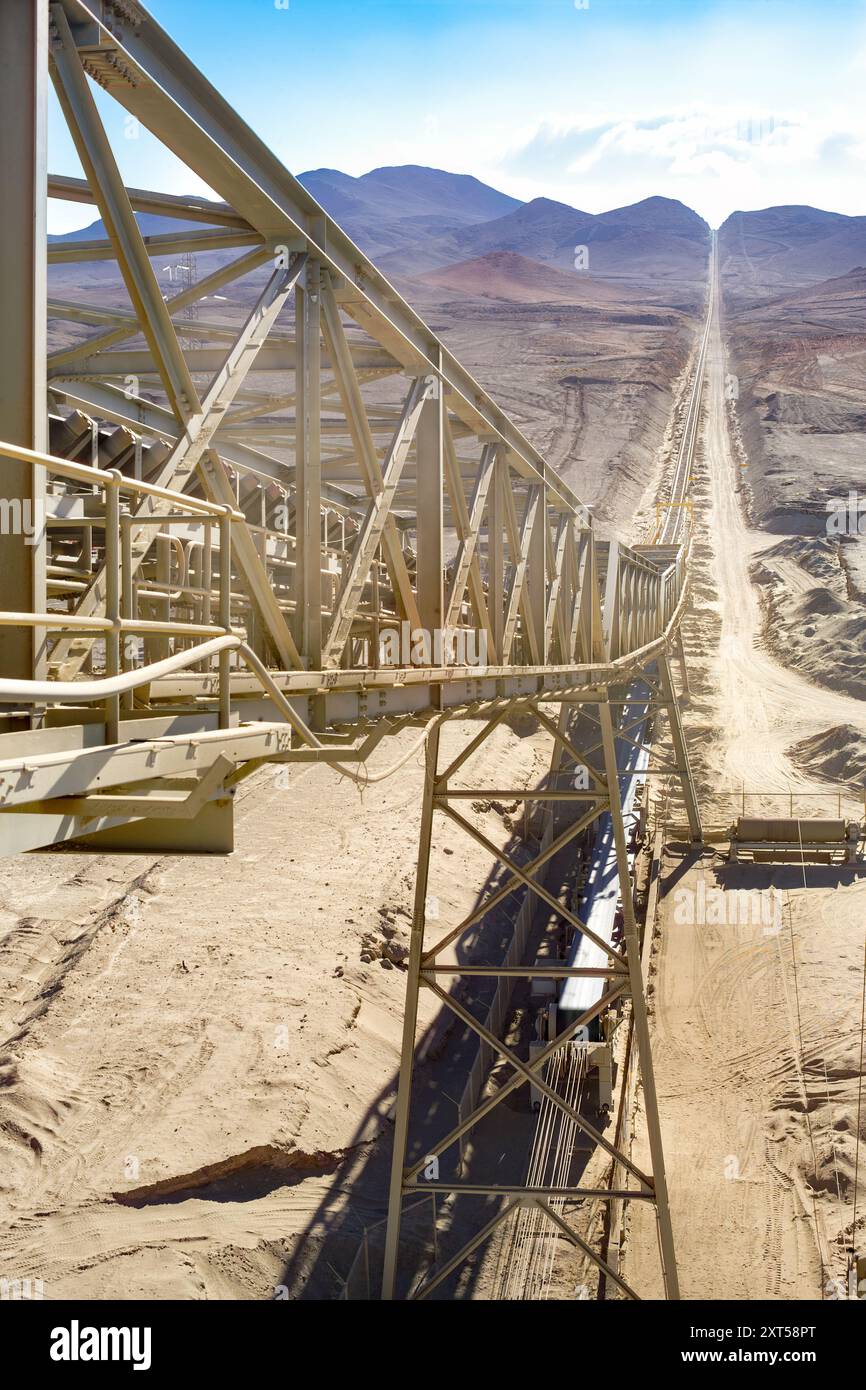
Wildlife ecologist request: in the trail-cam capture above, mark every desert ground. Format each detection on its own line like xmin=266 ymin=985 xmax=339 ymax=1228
xmin=4 ymin=179 xmax=865 ymax=1300
xmin=4 ymin=237 xmax=706 ymax=1299
xmin=623 ymin=258 xmax=866 ymax=1302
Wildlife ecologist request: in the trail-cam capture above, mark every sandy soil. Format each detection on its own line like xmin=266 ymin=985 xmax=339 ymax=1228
xmin=402 ymin=273 xmax=698 ymax=540
xmin=0 ymin=720 xmax=554 ymax=1299
xmin=24 ymin=219 xmax=701 ymax=1301
xmin=693 ymin=292 xmax=866 ymax=805
xmin=720 ymin=264 xmax=866 ymax=718
xmin=626 ymin=844 xmax=866 ymax=1301
xmin=18 ymin=208 xmax=865 ymax=1304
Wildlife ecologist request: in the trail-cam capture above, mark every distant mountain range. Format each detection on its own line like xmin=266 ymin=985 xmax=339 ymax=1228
xmin=48 ymin=166 xmax=866 ymax=308
xmin=380 ymin=193 xmax=710 ymax=284
xmin=718 ymin=206 xmax=866 ymax=305
xmin=49 ymin=165 xmax=710 ymax=295
xmin=297 ymin=165 xmax=522 ymax=259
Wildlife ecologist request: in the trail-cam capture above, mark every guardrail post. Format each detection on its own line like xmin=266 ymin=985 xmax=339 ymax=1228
xmin=104 ymin=473 xmax=121 ymax=744
xmin=120 ymin=512 xmax=134 ymax=714
xmin=294 ymin=257 xmax=322 ymax=669
xmin=416 ymin=366 xmax=444 ymax=673
xmin=488 ymin=447 xmax=505 ymax=663
xmin=219 ymin=508 xmax=232 ymax=729
xmin=528 ymin=484 xmax=548 ymax=665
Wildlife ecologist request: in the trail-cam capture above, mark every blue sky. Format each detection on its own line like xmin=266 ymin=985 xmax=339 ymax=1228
xmin=49 ymin=0 xmax=866 ymax=233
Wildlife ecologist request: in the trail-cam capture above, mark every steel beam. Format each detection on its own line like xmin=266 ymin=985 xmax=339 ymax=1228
xmin=48 ymin=172 xmax=251 ymax=228
xmin=324 ymin=377 xmax=432 ymax=665
xmin=444 ymin=438 xmax=494 ymax=642
xmin=54 ymin=0 xmax=587 ymax=516
xmin=382 ymin=721 xmax=441 ymax=1300
xmin=0 ymin=0 xmax=48 ymax=681
xmin=48 ymin=225 xmax=262 ymax=262
xmin=51 ymin=258 xmax=306 ymax=678
xmin=293 ymin=257 xmax=322 ymax=667
xmin=48 ymin=342 xmax=397 ymax=377
xmin=320 ymin=276 xmax=421 ymax=630
xmin=380 ymin=687 xmax=688 ymax=1299
xmin=488 ymin=448 xmax=506 ymax=663
xmin=415 ymin=369 xmax=444 ymax=649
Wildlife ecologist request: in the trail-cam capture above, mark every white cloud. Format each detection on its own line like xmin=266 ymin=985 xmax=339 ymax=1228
xmin=46 ymin=0 xmax=866 ymax=232
xmin=494 ymin=104 xmax=866 ymax=225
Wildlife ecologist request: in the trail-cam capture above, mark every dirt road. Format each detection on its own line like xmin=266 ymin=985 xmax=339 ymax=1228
xmin=702 ymin=288 xmax=866 ymax=802
xmin=624 ymin=265 xmax=866 ymax=1302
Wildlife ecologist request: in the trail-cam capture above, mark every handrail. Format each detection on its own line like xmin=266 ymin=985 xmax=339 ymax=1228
xmin=0 ymin=631 xmax=325 ymax=752
xmin=0 ymin=634 xmax=239 ymax=703
xmin=0 ymin=611 xmax=231 ymax=638
xmin=0 ymin=631 xmax=447 ymax=789
xmin=0 ymin=458 xmax=694 ymax=718
xmin=0 ymin=439 xmax=244 ymax=521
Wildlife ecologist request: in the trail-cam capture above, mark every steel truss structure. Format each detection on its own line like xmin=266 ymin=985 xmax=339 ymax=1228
xmin=0 ymin=0 xmax=705 ymax=1299
xmin=381 ymin=655 xmax=700 ymax=1301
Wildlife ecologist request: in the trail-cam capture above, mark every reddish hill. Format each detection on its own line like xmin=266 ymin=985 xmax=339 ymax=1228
xmin=419 ymin=250 xmax=630 ymax=304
